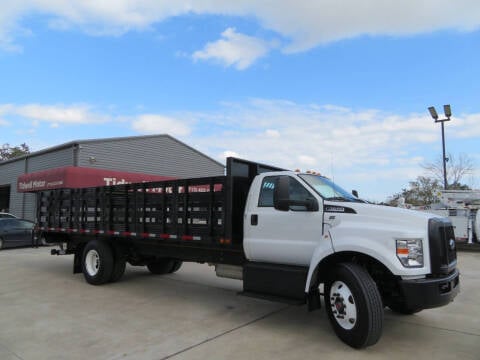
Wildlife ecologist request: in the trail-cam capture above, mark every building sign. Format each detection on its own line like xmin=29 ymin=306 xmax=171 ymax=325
xmin=17 ymin=166 xmax=174 ymax=192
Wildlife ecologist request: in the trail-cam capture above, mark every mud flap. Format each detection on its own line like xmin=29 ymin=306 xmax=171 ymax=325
xmin=73 ymin=244 xmax=86 ymax=274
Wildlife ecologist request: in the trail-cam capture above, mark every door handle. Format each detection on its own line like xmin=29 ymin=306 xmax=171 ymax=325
xmin=251 ymin=214 xmax=258 ymax=226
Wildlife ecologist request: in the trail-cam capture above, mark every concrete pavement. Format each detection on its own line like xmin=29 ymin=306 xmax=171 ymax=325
xmin=0 ymin=248 xmax=479 ymax=360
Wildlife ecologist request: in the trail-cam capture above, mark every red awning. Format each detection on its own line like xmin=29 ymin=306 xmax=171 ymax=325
xmin=17 ymin=166 xmax=175 ymax=192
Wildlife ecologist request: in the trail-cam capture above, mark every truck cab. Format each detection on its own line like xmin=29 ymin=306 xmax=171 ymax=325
xmin=242 ymin=171 xmax=459 ymax=347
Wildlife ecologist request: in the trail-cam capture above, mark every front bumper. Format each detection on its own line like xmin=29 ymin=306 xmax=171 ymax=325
xmin=399 ymin=268 xmax=460 ymax=309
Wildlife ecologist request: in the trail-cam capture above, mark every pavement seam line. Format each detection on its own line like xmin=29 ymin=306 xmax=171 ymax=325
xmin=0 ymin=342 xmax=25 ymax=360
xmin=394 ymin=319 xmax=480 ymax=337
xmin=159 ymin=304 xmax=291 ymax=360
xmin=161 ymin=276 xmax=241 ymax=293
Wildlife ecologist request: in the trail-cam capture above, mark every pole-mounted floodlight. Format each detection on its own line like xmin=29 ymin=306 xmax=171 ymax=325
xmin=428 ymin=106 xmax=438 ymax=120
xmin=428 ymin=105 xmax=452 ymax=190
xmin=444 ymin=104 xmax=451 ymax=118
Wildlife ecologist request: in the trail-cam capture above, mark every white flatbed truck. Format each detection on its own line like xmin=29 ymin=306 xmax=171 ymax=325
xmin=37 ymin=158 xmax=459 ymax=348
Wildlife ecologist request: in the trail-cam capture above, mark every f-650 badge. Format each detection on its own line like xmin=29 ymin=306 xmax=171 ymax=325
xmin=324 ymin=205 xmax=356 ymax=214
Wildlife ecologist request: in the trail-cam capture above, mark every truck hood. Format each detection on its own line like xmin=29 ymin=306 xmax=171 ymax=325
xmin=324 ymin=201 xmax=440 ymax=234
xmin=323 ymin=201 xmax=445 ymax=276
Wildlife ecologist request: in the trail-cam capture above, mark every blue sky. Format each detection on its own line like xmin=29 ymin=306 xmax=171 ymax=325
xmin=1 ymin=1 xmax=479 ymax=201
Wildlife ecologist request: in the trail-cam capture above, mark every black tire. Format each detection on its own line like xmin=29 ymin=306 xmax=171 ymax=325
xmin=170 ymin=260 xmax=183 ymax=273
xmin=147 ymin=258 xmax=178 ymax=274
xmin=324 ymin=263 xmax=384 ymax=348
xmin=0 ymin=237 xmax=4 ymax=250
xmin=387 ymin=301 xmax=422 ymax=315
xmin=109 ymin=245 xmax=127 ymax=283
xmin=82 ymin=240 xmax=114 ymax=285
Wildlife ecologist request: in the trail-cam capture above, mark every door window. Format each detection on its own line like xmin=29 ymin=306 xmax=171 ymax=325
xmin=258 ymin=176 xmax=314 ymax=211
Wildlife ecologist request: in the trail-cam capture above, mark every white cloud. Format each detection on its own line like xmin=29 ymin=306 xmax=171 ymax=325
xmin=0 ymin=103 xmax=109 ymax=125
xmin=182 ymin=99 xmax=480 ymax=199
xmin=1 ymin=99 xmax=478 ymax=199
xmin=131 ymin=114 xmax=191 ymax=136
xmin=193 ymin=28 xmax=273 ymax=70
xmin=298 ymin=155 xmax=316 ymax=166
xmin=450 ymin=113 xmax=480 ymax=138
xmin=265 ymin=129 xmax=280 ymax=138
xmin=15 ymin=104 xmax=108 ymax=124
xmin=222 ymin=150 xmax=241 ymax=160
xmin=2 ymin=1 xmax=480 ymax=52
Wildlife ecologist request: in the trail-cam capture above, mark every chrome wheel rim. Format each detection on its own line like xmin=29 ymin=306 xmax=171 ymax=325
xmin=329 ymin=280 xmax=357 ymax=330
xmin=85 ymin=249 xmax=100 ymax=276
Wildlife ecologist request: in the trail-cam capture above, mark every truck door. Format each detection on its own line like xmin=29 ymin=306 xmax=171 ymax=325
xmin=244 ymin=175 xmax=327 ymax=266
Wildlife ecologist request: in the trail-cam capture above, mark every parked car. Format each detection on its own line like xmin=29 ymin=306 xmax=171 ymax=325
xmin=0 ymin=212 xmax=17 ymax=218
xmin=0 ymin=218 xmax=35 ymax=249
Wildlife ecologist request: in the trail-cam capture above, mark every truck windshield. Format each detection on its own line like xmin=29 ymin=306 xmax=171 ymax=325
xmin=298 ymin=174 xmax=363 ymax=202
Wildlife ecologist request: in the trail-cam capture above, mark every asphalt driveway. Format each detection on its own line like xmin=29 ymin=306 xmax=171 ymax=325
xmin=0 ymin=248 xmax=478 ymax=360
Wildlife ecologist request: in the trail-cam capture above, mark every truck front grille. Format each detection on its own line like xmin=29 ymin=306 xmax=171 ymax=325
xmin=428 ymin=218 xmax=457 ymax=276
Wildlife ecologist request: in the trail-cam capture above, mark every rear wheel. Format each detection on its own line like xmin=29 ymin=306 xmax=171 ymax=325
xmin=109 ymin=247 xmax=127 ymax=283
xmin=147 ymin=259 xmax=182 ymax=274
xmin=170 ymin=260 xmax=183 ymax=273
xmin=324 ymin=263 xmax=384 ymax=348
xmin=82 ymin=240 xmax=114 ymax=285
xmin=39 ymin=235 xmax=48 ymax=246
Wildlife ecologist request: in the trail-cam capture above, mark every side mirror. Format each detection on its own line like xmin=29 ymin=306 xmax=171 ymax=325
xmin=274 ymin=176 xmax=290 ymax=211
xmin=352 ymin=190 xmax=359 ymax=198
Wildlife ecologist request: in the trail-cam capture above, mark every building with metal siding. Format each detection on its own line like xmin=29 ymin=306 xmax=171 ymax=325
xmin=0 ymin=134 xmax=224 ymax=221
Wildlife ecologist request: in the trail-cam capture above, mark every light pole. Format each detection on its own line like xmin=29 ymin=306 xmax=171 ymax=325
xmin=428 ymin=105 xmax=451 ymax=190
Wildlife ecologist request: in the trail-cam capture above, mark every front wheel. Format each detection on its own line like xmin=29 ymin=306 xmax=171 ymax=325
xmin=324 ymin=263 xmax=384 ymax=348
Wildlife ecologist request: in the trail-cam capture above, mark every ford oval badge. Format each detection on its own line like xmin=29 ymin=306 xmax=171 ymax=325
xmin=449 ymin=238 xmax=456 ymax=251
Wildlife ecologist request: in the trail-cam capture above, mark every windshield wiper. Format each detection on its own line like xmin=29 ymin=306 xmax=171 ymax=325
xmin=326 ymin=196 xmax=367 ymax=203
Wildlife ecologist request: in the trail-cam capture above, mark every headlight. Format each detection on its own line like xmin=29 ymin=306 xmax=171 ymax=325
xmin=396 ymin=239 xmax=423 ymax=268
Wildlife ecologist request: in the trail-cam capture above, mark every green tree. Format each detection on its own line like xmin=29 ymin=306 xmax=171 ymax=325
xmin=0 ymin=143 xmax=30 ymax=161
xmin=390 ymin=176 xmax=442 ymax=206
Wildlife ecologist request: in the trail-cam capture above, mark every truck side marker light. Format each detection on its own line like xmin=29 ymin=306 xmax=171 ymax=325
xmin=181 ymin=235 xmax=201 ymax=241
xmin=141 ymin=233 xmax=157 ymax=238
